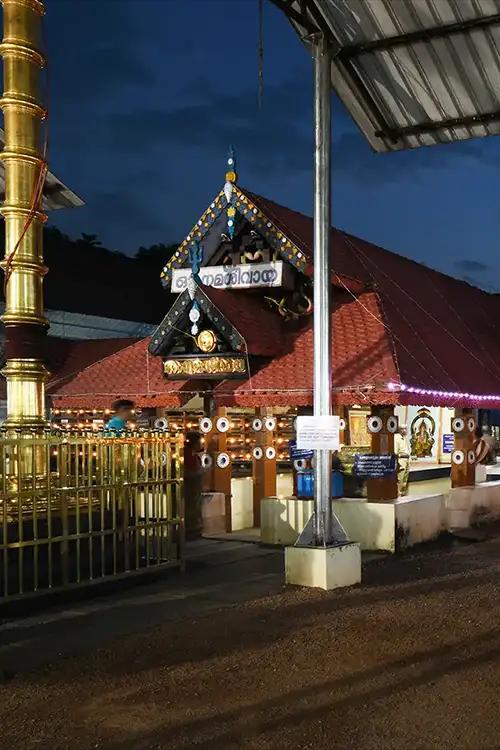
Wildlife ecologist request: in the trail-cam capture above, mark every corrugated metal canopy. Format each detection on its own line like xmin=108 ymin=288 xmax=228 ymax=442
xmin=271 ymin=0 xmax=500 ymax=152
xmin=0 ymin=129 xmax=83 ymax=210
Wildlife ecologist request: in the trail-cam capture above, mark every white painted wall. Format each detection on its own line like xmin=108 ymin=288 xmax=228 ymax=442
xmin=261 ymin=497 xmax=314 ymax=546
xmin=395 ymin=494 xmax=447 ymax=548
xmin=447 ymin=481 xmax=500 ymax=529
xmin=230 ymin=477 xmax=254 ymax=530
xmin=261 ymin=494 xmax=447 ymax=552
xmin=335 ymin=500 xmax=396 ymax=551
xmin=277 ymin=472 xmax=293 ymax=497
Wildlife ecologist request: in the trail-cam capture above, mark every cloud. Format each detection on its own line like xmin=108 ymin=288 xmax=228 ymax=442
xmin=52 ymin=185 xmax=172 ymax=254
xmin=47 ymin=0 xmax=156 ymax=103
xmin=95 ymin=70 xmax=500 ymax=191
xmin=103 ymin=75 xmax=313 ymax=168
xmin=455 ymin=259 xmax=490 ymax=273
xmin=42 ymin=0 xmax=500 ymax=261
xmin=332 ymin=131 xmax=497 ymax=184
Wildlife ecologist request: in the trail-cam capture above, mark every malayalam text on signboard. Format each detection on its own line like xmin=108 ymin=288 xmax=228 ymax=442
xmin=296 ymin=416 xmax=340 ymax=451
xmin=288 ymin=440 xmax=314 ymax=461
xmin=442 ymin=433 xmax=454 ymax=454
xmin=171 ymin=262 xmax=284 ymax=293
xmin=354 ymin=453 xmax=397 ymax=478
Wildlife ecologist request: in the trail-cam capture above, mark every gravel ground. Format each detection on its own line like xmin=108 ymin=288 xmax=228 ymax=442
xmin=3 ymin=537 xmax=500 ymax=750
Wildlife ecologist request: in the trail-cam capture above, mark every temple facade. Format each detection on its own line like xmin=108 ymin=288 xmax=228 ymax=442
xmin=47 ymin=160 xmax=500 ymax=536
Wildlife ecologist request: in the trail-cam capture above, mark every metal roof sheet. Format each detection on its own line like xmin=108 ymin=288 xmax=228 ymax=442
xmin=272 ymin=0 xmax=500 ymax=152
xmin=0 ymin=129 xmax=83 ymax=210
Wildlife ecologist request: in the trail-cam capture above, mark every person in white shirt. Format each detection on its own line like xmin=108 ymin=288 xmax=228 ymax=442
xmin=394 ymin=425 xmax=410 ymax=496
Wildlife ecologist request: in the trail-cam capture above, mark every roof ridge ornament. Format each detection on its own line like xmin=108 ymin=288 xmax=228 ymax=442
xmin=224 ymin=146 xmax=238 ymax=239
xmin=187 ymin=241 xmax=203 ymax=333
xmin=189 ymin=241 xmax=203 ymax=284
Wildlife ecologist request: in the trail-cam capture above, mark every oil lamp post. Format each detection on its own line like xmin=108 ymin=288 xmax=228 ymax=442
xmin=0 ymin=0 xmax=48 ymax=429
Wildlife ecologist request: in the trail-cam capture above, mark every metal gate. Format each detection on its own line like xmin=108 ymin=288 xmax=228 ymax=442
xmin=0 ymin=431 xmax=184 ymax=602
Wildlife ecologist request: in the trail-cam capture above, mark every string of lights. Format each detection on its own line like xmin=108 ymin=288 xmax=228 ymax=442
xmin=49 ymin=408 xmax=297 ymax=462
xmin=389 ymin=382 xmax=500 ymax=404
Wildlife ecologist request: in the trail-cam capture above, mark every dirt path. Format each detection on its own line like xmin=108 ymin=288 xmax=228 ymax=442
xmin=3 ymin=538 xmax=500 ymax=749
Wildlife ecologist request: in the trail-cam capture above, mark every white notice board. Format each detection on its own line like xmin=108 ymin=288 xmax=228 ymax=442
xmin=296 ymin=415 xmax=340 ymax=451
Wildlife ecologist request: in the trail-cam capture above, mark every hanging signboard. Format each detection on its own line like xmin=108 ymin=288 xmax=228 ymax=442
xmin=296 ymin=415 xmax=340 ymax=451
xmin=288 ymin=439 xmax=314 ymax=461
xmin=171 ymin=261 xmax=284 ymax=293
xmin=354 ymin=453 xmax=396 ymax=478
xmin=442 ymin=434 xmax=454 ymax=454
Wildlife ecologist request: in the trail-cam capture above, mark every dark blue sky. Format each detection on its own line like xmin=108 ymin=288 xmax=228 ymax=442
xmin=45 ymin=0 xmax=500 ymax=289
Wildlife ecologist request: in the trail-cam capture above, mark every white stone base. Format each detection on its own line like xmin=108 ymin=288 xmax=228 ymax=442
xmin=285 ymin=543 xmax=361 ymax=590
xmin=230 ymin=477 xmax=254 ymax=530
xmin=262 ymin=494 xmax=447 ymax=552
xmin=476 ymin=465 xmax=488 ymax=484
xmin=201 ymin=492 xmax=226 ymax=535
xmin=447 ymin=480 xmax=500 ymax=529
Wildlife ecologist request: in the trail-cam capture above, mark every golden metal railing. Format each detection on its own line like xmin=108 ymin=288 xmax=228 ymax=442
xmin=0 ymin=431 xmax=184 ymax=602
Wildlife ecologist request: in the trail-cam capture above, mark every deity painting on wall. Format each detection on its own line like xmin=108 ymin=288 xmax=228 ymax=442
xmin=410 ymin=407 xmax=436 ymax=459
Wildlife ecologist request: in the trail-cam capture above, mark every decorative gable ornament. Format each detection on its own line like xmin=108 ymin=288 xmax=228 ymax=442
xmin=187 ymin=276 xmax=196 ymax=301
xmin=225 ymin=146 xmax=238 ymax=238
xmin=224 ymin=180 xmax=233 ymax=206
xmin=188 ymin=242 xmax=204 ymax=332
xmin=189 ymin=303 xmax=201 ymax=335
xmin=149 ymin=285 xmax=249 ymax=381
xmin=160 ymin=149 xmax=307 ymax=286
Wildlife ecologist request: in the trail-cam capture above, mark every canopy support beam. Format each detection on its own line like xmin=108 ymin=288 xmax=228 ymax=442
xmin=375 ymin=109 xmax=500 ymax=141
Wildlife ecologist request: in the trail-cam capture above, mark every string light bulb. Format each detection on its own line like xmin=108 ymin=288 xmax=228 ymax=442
xmin=388 ymin=381 xmax=500 ymax=402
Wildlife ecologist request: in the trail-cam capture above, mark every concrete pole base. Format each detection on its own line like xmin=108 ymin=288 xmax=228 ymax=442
xmin=285 ymin=542 xmax=361 ymax=590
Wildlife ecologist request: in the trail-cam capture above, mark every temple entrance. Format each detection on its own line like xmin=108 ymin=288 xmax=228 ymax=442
xmin=153 ymin=403 xmax=453 ymax=544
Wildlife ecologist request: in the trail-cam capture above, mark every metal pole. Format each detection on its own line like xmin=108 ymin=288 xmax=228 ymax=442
xmin=313 ymin=34 xmax=332 ymax=545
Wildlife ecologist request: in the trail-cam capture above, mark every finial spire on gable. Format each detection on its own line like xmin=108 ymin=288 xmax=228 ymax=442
xmin=224 ymin=146 xmax=238 ymax=239
xmin=226 ymin=146 xmax=237 ymax=181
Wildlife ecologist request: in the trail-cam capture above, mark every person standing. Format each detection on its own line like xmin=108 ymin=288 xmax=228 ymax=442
xmin=105 ymin=399 xmax=135 ymax=434
xmin=184 ymin=431 xmax=205 ymax=540
xmin=394 ymin=425 xmax=410 ymax=496
xmin=481 ymin=426 xmax=497 ymax=464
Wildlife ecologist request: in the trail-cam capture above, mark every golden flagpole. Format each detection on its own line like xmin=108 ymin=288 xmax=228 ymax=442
xmin=0 ymin=0 xmax=48 ymax=428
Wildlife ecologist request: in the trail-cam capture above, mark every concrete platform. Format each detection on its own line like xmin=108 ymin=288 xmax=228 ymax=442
xmin=261 ymin=494 xmax=447 ymax=553
xmin=230 ymin=478 xmax=254 ymax=530
xmin=486 ymin=462 xmax=500 ymax=481
xmin=409 ymin=463 xmax=451 ymax=481
xmin=447 ymin=480 xmax=500 ymax=529
xmin=201 ymin=492 xmax=226 ymax=535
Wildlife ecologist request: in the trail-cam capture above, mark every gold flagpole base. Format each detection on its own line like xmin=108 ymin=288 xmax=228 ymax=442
xmin=2 ymin=358 xmax=48 ymax=429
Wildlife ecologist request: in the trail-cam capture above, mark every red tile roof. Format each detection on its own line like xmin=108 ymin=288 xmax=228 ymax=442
xmin=239 ymin=190 xmax=500 ymax=407
xmin=46 ymin=337 xmax=139 ymax=391
xmin=214 ymin=291 xmax=399 ymax=407
xmin=48 ymin=190 xmax=500 ymax=410
xmin=50 ymin=338 xmax=190 ymax=409
xmin=202 ymin=287 xmax=287 ymax=357
xmin=0 ymin=337 xmax=138 ymax=402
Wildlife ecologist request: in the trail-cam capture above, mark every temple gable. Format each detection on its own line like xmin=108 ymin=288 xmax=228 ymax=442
xmin=149 ymin=286 xmax=248 ymax=380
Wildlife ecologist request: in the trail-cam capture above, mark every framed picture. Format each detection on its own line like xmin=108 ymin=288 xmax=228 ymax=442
xmin=349 ymin=409 xmax=370 ymax=447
